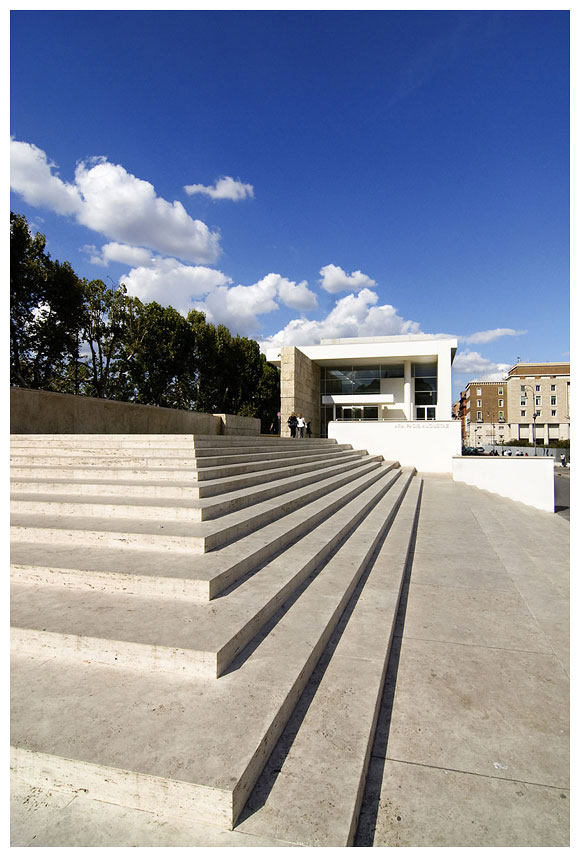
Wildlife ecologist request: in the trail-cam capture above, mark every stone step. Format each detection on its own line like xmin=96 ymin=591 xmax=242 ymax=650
xmin=10 ymin=444 xmax=354 ymax=469
xmin=238 ymin=477 xmax=422 ymax=846
xmin=9 ymin=450 xmax=368 ymax=503
xmin=11 ymin=464 xmax=397 ymax=601
xmin=11 ymin=454 xmax=385 ymax=523
xmin=10 ymin=472 xmax=418 ymax=831
xmin=10 ymin=447 xmax=359 ymax=484
xmin=10 ymin=458 xmax=384 ymax=556
xmin=11 ymin=468 xmax=412 ymax=679
xmin=10 ymin=434 xmax=338 ymax=448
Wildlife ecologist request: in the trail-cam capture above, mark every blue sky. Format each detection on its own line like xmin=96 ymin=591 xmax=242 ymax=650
xmin=10 ymin=10 xmax=570 ymax=398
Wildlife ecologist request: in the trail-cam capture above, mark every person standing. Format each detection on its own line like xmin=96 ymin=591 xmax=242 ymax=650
xmin=288 ymin=412 xmax=298 ymax=438
xmin=297 ymin=413 xmax=305 ymax=438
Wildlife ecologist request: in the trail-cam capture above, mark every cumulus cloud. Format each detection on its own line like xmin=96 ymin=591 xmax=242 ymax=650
xmin=260 ymin=289 xmax=421 ymax=350
xmin=10 ymin=140 xmax=221 ymax=264
xmin=319 ymin=264 xmax=376 ymax=294
xmin=120 ymin=257 xmax=232 ymax=314
xmin=86 ymin=242 xmax=153 ymax=267
xmin=452 ymin=350 xmax=511 ymax=378
xmin=10 ymin=140 xmax=82 ymax=216
xmin=266 ymin=274 xmax=317 ymax=311
xmin=184 ymin=176 xmax=254 ymax=201
xmin=460 ymin=328 xmax=527 ymax=345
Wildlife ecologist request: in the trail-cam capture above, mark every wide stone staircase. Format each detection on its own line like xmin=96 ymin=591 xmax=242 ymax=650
xmin=10 ymin=433 xmax=421 ymax=846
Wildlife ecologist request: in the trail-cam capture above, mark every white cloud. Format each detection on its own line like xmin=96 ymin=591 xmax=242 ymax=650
xmin=193 ymin=273 xmax=318 ymax=334
xmin=460 ymin=328 xmax=527 ymax=345
xmin=184 ymin=176 xmax=254 ymax=201
xmin=120 ymin=257 xmax=232 ymax=314
xmin=10 ymin=140 xmax=221 ymax=264
xmin=452 ymin=350 xmax=511 ymax=378
xmin=319 ymin=264 xmax=376 ymax=294
xmin=87 ymin=242 xmax=153 ymax=267
xmin=260 ymin=289 xmax=421 ymax=350
xmin=199 ymin=277 xmax=280 ymax=334
xmin=265 ymin=274 xmax=317 ymax=311
xmin=10 ymin=140 xmax=81 ymax=216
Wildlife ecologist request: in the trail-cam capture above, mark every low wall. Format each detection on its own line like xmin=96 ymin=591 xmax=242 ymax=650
xmin=214 ymin=413 xmax=261 ymax=436
xmin=10 ymin=388 xmax=260 ymax=436
xmin=452 ymin=456 xmax=555 ymax=513
xmin=327 ymin=420 xmax=462 ymax=474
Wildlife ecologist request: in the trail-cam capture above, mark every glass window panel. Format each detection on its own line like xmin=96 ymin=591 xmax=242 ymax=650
xmin=351 ymin=367 xmax=380 ymax=380
xmin=413 ymin=362 xmax=437 ymax=378
xmin=415 ymin=378 xmax=437 ymax=393
xmin=415 ymin=391 xmax=436 ymax=406
xmin=353 ymin=378 xmax=380 ymax=393
xmin=426 ymin=407 xmax=436 ymax=420
xmin=381 ymin=363 xmax=404 ymax=378
xmin=363 ymin=406 xmax=378 ymax=420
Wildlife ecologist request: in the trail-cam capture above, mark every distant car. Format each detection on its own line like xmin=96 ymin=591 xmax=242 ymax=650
xmin=504 ymin=449 xmax=512 ymax=456
xmin=462 ymin=446 xmax=480 ymax=455
xmin=515 ymin=451 xmax=524 ymax=456
xmin=475 ymin=446 xmax=485 ymax=453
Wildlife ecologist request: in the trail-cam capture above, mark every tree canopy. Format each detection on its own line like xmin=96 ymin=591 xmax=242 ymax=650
xmin=10 ymin=212 xmax=280 ymax=430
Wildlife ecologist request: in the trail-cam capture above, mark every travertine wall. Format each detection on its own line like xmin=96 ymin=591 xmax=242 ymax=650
xmin=280 ymin=347 xmax=320 ymax=437
xmin=10 ymin=388 xmax=260 ymax=436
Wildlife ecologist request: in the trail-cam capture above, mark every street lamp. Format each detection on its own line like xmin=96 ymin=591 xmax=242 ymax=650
xmin=522 ymin=385 xmax=539 ymax=455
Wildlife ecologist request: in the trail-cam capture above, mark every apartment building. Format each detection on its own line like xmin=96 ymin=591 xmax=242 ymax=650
xmin=505 ymin=362 xmax=570 ymax=444
xmin=463 ymin=380 xmax=508 ymax=446
xmin=462 ymin=361 xmax=570 ymax=447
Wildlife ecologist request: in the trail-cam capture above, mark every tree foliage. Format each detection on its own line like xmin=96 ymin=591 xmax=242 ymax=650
xmin=10 ymin=212 xmax=280 ymax=426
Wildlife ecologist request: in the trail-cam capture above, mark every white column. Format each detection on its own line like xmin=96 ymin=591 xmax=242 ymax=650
xmin=404 ymin=361 xmax=412 ymax=421
xmin=437 ymin=350 xmax=453 ymax=421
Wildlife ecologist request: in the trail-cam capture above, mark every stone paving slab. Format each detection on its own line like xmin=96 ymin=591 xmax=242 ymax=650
xmin=11 ymin=776 xmax=288 ymax=847
xmin=356 ymin=758 xmax=569 ymax=847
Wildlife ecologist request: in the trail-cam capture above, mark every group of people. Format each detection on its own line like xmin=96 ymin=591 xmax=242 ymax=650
xmin=287 ymin=412 xmax=311 ymax=438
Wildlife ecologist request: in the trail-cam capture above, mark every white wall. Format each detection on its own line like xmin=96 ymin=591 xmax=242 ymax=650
xmin=328 ymin=420 xmax=462 ymax=473
xmin=452 ymin=456 xmax=555 ymax=513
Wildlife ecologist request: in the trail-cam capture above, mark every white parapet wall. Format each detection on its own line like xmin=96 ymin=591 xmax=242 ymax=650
xmin=328 ymin=420 xmax=462 ymax=474
xmin=452 ymin=456 xmax=555 ymax=513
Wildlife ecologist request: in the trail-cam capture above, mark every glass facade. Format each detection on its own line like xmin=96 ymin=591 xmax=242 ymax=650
xmin=319 ymin=359 xmax=439 ymax=432
xmin=412 ymin=362 xmax=437 ymax=408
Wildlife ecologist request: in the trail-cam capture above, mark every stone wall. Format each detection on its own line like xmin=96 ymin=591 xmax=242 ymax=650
xmin=214 ymin=413 xmax=261 ymax=436
xmin=10 ymin=388 xmax=260 ymax=436
xmin=280 ymin=346 xmax=321 ymax=438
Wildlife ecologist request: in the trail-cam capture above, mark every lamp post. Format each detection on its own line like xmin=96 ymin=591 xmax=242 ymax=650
xmin=522 ymin=384 xmax=539 ymax=455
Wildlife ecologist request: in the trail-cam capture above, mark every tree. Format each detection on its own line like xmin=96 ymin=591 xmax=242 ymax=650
xmin=10 ymin=212 xmax=84 ymax=390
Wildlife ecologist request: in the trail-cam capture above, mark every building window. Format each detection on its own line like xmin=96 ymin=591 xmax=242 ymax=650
xmin=521 ymin=385 xmax=526 ymax=392
xmin=498 ymin=387 xmax=503 ymax=395
xmin=477 ymin=399 xmax=482 ymax=408
xmin=381 ymin=363 xmax=404 ymax=378
xmin=498 ymin=399 xmax=504 ymax=407
xmin=551 ymin=395 xmax=557 ymax=406
xmin=499 ymin=411 xmax=504 ymax=421
xmin=535 ymin=384 xmax=540 ymax=392
xmin=521 ymin=410 xmax=526 ymax=417
xmin=476 ymin=387 xmax=482 ymax=395
xmin=551 ymin=384 xmax=556 ymax=391
xmin=551 ymin=410 xmax=556 ymax=416
xmin=520 ymin=396 xmax=526 ymax=406
xmin=535 ymin=396 xmax=541 ymax=407
xmin=477 ymin=411 xmax=482 ymax=421
xmin=413 ymin=362 xmax=437 ymax=407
